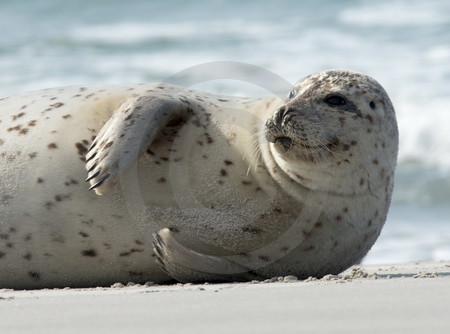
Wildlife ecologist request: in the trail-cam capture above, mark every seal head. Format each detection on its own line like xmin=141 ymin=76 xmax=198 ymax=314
xmin=265 ymin=70 xmax=398 ymax=195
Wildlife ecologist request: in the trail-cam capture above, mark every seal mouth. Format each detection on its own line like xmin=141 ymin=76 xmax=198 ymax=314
xmin=274 ymin=136 xmax=293 ymax=151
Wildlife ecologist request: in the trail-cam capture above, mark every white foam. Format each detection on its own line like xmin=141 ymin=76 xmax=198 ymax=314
xmin=339 ymin=1 xmax=449 ymax=26
xmin=70 ymin=20 xmax=277 ymax=45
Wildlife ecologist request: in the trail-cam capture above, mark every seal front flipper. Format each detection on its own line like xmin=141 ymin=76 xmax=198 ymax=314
xmin=153 ymin=228 xmax=260 ymax=283
xmin=85 ymin=95 xmax=192 ymax=195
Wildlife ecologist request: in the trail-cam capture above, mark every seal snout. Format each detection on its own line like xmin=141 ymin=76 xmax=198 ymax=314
xmin=265 ymin=105 xmax=295 ymax=151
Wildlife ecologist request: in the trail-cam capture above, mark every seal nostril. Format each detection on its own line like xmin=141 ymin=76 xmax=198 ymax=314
xmin=275 ymin=137 xmax=293 ymax=151
xmin=275 ymin=106 xmax=286 ymax=124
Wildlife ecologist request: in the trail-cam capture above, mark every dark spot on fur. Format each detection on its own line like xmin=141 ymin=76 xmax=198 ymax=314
xmin=302 ymin=245 xmax=315 ymax=252
xmin=37 ymin=177 xmax=44 ymax=184
xmin=336 ymin=215 xmax=342 ymax=221
xmin=75 ymin=142 xmax=87 ymax=156
xmin=51 ymin=102 xmax=64 ymax=108
xmin=359 ymin=178 xmax=365 ymax=186
xmin=47 ymin=143 xmax=58 ymax=149
xmin=23 ymin=253 xmax=32 ymax=261
xmin=241 ymin=181 xmax=252 ymax=185
xmin=54 ymin=194 xmax=71 ymax=202
xmin=0 ymin=233 xmax=8 ymax=240
xmin=12 ymin=112 xmax=26 ymax=121
xmin=82 ymin=249 xmax=97 ymax=257
xmin=205 ymin=133 xmax=214 ymax=144
xmin=119 ymin=248 xmax=143 ymax=257
xmin=258 ymin=255 xmax=270 ymax=262
xmin=127 ymin=271 xmax=144 ymax=277
xmin=0 ymin=251 xmax=5 ymax=259
xmin=65 ymin=179 xmax=79 ymax=186
xmin=220 ymin=169 xmax=227 ymax=176
xmin=342 ymin=144 xmax=350 ymax=151
xmin=28 ymin=271 xmax=41 ymax=281
xmin=242 ymin=226 xmax=262 ymax=234
xmin=373 ymin=159 xmax=379 ymax=165
xmin=135 ymin=240 xmax=144 ymax=245
xmin=81 ymin=219 xmax=94 ymax=227
xmin=62 ymin=114 xmax=72 ymax=119
xmin=79 ymin=231 xmax=89 ymax=238
xmin=29 ymin=152 xmax=37 ymax=159
xmin=224 ymin=160 xmax=233 ymax=166
xmin=157 ymin=177 xmax=166 ymax=183
xmin=8 ymin=125 xmax=21 ymax=132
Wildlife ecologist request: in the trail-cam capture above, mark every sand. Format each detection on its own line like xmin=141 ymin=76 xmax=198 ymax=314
xmin=1 ymin=262 xmax=449 ymax=334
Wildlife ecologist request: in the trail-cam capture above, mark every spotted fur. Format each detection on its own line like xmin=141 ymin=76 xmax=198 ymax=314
xmin=0 ymin=70 xmax=398 ymax=288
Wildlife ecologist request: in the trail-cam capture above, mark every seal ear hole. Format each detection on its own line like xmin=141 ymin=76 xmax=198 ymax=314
xmin=369 ymin=101 xmax=376 ymax=110
xmin=287 ymin=89 xmax=297 ymax=101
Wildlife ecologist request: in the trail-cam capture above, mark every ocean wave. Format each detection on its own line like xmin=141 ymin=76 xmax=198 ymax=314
xmin=339 ymin=0 xmax=449 ymax=26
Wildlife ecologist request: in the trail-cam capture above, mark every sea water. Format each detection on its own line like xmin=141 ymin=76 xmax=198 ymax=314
xmin=1 ymin=0 xmax=449 ymax=264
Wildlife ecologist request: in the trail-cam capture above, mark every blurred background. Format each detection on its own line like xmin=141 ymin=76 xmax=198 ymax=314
xmin=1 ymin=0 xmax=449 ymax=264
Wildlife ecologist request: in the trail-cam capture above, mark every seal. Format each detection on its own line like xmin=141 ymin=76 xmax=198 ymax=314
xmin=0 ymin=70 xmax=398 ymax=289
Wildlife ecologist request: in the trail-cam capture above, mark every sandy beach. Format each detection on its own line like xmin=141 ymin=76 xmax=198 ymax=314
xmin=1 ymin=261 xmax=449 ymax=334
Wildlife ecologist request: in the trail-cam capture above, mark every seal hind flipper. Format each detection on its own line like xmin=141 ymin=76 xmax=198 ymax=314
xmin=86 ymin=96 xmax=191 ymax=195
xmin=152 ymin=228 xmax=259 ymax=283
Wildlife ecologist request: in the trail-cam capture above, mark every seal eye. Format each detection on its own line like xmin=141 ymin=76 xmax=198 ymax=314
xmin=287 ymin=89 xmax=297 ymax=101
xmin=325 ymin=95 xmax=346 ymax=106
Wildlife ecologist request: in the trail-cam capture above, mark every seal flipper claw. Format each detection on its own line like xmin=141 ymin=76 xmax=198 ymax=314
xmin=88 ymin=174 xmax=110 ymax=191
xmin=152 ymin=228 xmax=259 ymax=283
xmin=85 ymin=151 xmax=97 ymax=163
xmin=85 ymin=169 xmax=100 ymax=182
xmin=86 ymin=96 xmax=191 ymax=195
